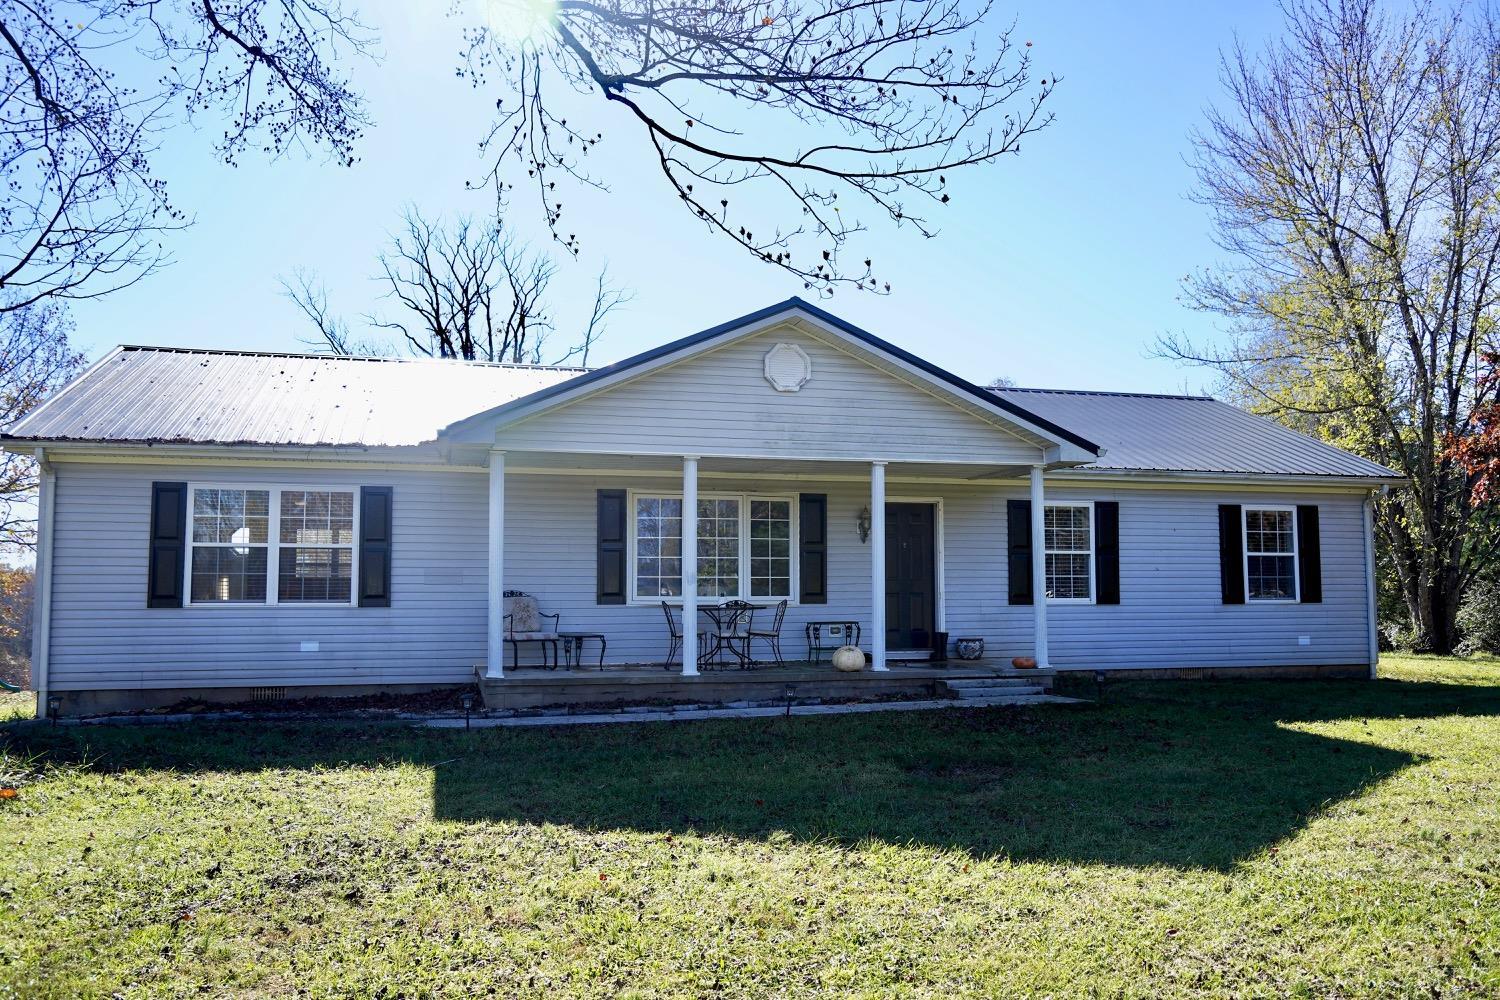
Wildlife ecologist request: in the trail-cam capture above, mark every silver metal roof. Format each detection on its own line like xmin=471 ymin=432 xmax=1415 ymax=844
xmin=994 ymin=388 xmax=1398 ymax=479
xmin=1 ymin=344 xmax=1399 ymax=479
xmin=2 ymin=346 xmax=585 ymax=448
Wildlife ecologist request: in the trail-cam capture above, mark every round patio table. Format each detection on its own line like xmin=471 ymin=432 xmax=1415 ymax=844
xmin=697 ymin=603 xmax=765 ymax=669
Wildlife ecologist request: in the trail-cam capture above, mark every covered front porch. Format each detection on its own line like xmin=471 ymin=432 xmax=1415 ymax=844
xmin=435 ymin=305 xmax=1103 ymax=706
xmin=477 ymin=657 xmax=1056 ymax=711
xmin=477 ymin=449 xmax=1069 ymax=704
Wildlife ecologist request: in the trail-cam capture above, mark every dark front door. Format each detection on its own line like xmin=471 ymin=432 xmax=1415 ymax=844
xmin=885 ymin=503 xmax=936 ymax=649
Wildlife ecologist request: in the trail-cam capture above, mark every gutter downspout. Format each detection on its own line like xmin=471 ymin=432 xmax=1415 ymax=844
xmin=32 ymin=447 xmax=56 ymax=717
xmin=1363 ymin=490 xmax=1380 ymax=681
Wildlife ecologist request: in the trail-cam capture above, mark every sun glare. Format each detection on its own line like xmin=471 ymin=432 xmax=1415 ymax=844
xmin=477 ymin=0 xmax=559 ymax=42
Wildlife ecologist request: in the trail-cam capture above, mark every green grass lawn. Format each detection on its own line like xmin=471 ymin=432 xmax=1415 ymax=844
xmin=3 ymin=656 xmax=1498 ymax=998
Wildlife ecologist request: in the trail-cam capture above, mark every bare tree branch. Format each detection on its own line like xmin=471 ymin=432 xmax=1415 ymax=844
xmin=1 ymin=0 xmax=374 ymax=312
xmin=279 ymin=267 xmax=388 ymax=355
xmin=288 ymin=206 xmax=625 ymax=365
xmin=457 ymin=0 xmax=1056 ymax=294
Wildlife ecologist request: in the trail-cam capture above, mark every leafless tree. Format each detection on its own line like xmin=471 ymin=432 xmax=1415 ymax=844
xmin=280 ymin=268 xmax=388 ymax=356
xmin=364 ymin=208 xmax=556 ymax=362
xmin=552 ymin=265 xmax=633 ymax=367
xmin=0 ymin=300 xmax=85 ymax=549
xmin=458 ymin=0 xmax=1056 ymax=294
xmin=1 ymin=0 xmax=373 ymax=312
xmin=1158 ymin=0 xmax=1500 ymax=652
xmin=284 ymin=208 xmax=630 ymax=364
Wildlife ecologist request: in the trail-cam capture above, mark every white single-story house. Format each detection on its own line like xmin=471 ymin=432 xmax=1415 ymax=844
xmin=3 ymin=298 xmax=1402 ymax=715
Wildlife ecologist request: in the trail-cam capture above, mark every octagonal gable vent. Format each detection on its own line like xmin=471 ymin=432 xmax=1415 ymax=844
xmin=763 ymin=343 xmax=813 ymax=392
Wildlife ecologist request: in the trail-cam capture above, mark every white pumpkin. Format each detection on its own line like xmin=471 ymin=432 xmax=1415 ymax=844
xmin=832 ymin=645 xmax=866 ymax=672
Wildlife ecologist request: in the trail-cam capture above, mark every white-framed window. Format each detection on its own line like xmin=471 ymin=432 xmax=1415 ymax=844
xmin=187 ymin=484 xmax=358 ymax=606
xmin=1244 ymin=505 xmax=1298 ymax=601
xmin=1044 ymin=502 xmax=1094 ymax=602
xmin=629 ymin=491 xmax=796 ymax=603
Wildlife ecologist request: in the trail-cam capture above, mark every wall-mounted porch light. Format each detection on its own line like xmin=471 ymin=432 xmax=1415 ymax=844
xmin=857 ymin=505 xmax=872 ymax=543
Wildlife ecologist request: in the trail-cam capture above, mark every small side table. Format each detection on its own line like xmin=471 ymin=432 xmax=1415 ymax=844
xmin=559 ymin=633 xmax=607 ymax=669
xmin=806 ymin=621 xmax=861 ymax=666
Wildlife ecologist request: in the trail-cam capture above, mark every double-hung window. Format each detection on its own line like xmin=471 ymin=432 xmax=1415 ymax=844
xmin=188 ymin=485 xmax=357 ymax=606
xmin=631 ymin=493 xmax=794 ymax=602
xmin=1244 ymin=506 xmax=1298 ymax=601
xmin=1043 ymin=502 xmax=1094 ymax=602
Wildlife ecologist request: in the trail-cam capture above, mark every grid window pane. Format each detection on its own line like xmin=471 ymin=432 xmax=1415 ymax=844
xmin=1247 ymin=554 xmax=1296 ymax=600
xmin=632 ymin=494 xmax=795 ymax=601
xmin=190 ymin=546 xmax=268 ymax=603
xmin=1245 ymin=509 xmax=1297 ymax=600
xmin=1043 ymin=504 xmax=1092 ymax=600
xmin=1045 ymin=553 xmax=1091 ymax=600
xmin=697 ymin=498 xmax=740 ymax=598
xmin=192 ymin=488 xmax=269 ymax=544
xmin=278 ymin=547 xmax=353 ymax=603
xmin=748 ymin=499 xmax=791 ymax=598
xmin=189 ymin=488 xmax=270 ymax=603
xmin=280 ymin=490 xmax=355 ymax=545
xmin=635 ymin=497 xmax=684 ymax=598
xmin=276 ymin=489 xmax=355 ymax=603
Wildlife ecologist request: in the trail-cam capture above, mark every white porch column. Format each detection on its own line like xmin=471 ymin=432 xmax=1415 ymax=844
xmin=681 ymin=456 xmax=700 ymax=676
xmin=870 ymin=461 xmax=889 ymax=671
xmin=1029 ymin=464 xmax=1051 ymax=669
xmin=485 ymin=450 xmax=506 ymax=679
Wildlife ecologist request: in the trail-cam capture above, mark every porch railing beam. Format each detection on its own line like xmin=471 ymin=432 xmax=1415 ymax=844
xmin=486 ymin=449 xmax=506 ymax=679
xmin=871 ymin=461 xmax=889 ymax=671
xmin=681 ymin=455 xmax=700 ymax=676
xmin=1029 ymin=463 xmax=1051 ymax=669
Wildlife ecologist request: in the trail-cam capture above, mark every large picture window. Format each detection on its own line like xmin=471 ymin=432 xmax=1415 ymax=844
xmin=631 ymin=493 xmax=795 ymax=602
xmin=1244 ymin=506 xmax=1298 ymax=601
xmin=188 ymin=485 xmax=357 ymax=606
xmin=1043 ymin=502 xmax=1094 ymax=602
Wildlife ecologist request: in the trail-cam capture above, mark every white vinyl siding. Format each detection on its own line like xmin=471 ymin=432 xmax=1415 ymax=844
xmin=496 ymin=327 xmax=1046 ymax=465
xmin=42 ymin=461 xmax=1375 ymax=691
xmin=48 ymin=462 xmax=484 ymax=691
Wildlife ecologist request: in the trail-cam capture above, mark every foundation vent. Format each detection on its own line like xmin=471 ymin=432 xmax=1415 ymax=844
xmin=249 ymin=686 xmax=288 ymax=703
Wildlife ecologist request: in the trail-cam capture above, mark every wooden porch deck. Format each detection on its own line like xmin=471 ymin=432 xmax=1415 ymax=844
xmin=478 ymin=659 xmax=1054 ymax=711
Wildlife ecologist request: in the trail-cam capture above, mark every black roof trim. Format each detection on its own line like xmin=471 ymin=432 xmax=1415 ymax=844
xmin=441 ymin=297 xmax=1101 ymax=453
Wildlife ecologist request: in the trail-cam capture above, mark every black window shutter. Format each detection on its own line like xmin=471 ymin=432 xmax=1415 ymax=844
xmin=1218 ymin=504 xmax=1245 ymax=604
xmin=147 ymin=481 xmax=187 ymax=608
xmin=1297 ymin=504 xmax=1322 ymax=603
xmin=597 ymin=489 xmax=627 ymax=605
xmin=1095 ymin=501 xmax=1120 ymax=604
xmin=1007 ymin=498 xmax=1033 ymax=605
xmin=799 ymin=493 xmax=828 ymax=604
xmin=358 ymin=486 xmax=393 ymax=607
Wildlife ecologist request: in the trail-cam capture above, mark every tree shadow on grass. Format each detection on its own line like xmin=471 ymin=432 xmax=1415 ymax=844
xmin=16 ymin=676 xmax=1500 ymax=870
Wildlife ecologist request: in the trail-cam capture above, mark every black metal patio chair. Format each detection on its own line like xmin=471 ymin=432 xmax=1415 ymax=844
xmin=746 ymin=599 xmax=789 ymax=667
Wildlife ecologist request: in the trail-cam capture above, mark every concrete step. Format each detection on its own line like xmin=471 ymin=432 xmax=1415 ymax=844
xmin=945 ymin=676 xmax=1047 ymax=688
xmin=951 ymin=684 xmax=1046 ymax=699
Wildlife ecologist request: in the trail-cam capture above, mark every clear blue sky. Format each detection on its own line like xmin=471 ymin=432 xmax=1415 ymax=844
xmin=69 ymin=1 xmax=1286 ymax=395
